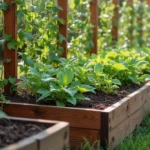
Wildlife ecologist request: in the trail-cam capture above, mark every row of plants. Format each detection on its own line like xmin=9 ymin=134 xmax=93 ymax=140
xmin=17 ymin=48 xmax=150 ymax=106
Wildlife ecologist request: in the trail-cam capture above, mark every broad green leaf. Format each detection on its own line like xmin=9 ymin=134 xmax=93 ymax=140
xmin=67 ymin=97 xmax=77 ymax=105
xmin=7 ymin=40 xmax=19 ymax=50
xmin=137 ymin=61 xmax=148 ymax=67
xmin=128 ymin=76 xmax=138 ymax=83
xmin=112 ymin=79 xmax=121 ymax=85
xmin=30 ymin=67 xmax=39 ymax=75
xmin=42 ymin=77 xmax=57 ymax=83
xmin=75 ymin=93 xmax=90 ymax=101
xmin=0 ymin=95 xmax=6 ymax=102
xmin=59 ymin=34 xmax=66 ymax=43
xmin=58 ymin=69 xmax=74 ymax=86
xmin=94 ymin=63 xmax=103 ymax=74
xmin=106 ymin=51 xmax=118 ymax=58
xmin=112 ymin=63 xmax=126 ymax=71
xmin=77 ymin=85 xmax=95 ymax=93
xmin=3 ymin=79 xmax=8 ymax=86
xmin=3 ymin=34 xmax=12 ymax=41
xmin=37 ymin=88 xmax=50 ymax=94
xmin=63 ymin=88 xmax=77 ymax=97
xmin=8 ymin=77 xmax=16 ymax=84
xmin=23 ymin=57 xmax=34 ymax=67
xmin=37 ymin=88 xmax=50 ymax=101
xmin=24 ymin=32 xmax=32 ymax=40
xmin=140 ymin=74 xmax=150 ymax=81
xmin=0 ymin=2 xmax=8 ymax=11
xmin=17 ymin=10 xmax=25 ymax=18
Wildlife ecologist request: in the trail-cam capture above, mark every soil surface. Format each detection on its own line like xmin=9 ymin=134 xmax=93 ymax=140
xmin=4 ymin=83 xmax=145 ymax=110
xmin=0 ymin=118 xmax=47 ymax=148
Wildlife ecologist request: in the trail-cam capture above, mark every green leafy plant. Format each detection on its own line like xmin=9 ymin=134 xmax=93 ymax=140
xmin=19 ymin=62 xmax=95 ymax=106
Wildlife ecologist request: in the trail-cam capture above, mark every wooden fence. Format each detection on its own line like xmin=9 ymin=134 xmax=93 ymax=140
xmin=3 ymin=0 xmax=150 ymax=93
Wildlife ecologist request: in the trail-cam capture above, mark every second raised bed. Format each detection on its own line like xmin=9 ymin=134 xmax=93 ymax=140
xmin=0 ymin=117 xmax=69 ymax=150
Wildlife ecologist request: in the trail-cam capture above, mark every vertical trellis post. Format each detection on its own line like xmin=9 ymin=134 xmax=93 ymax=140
xmin=128 ymin=0 xmax=133 ymax=44
xmin=4 ymin=0 xmax=17 ymax=93
xmin=138 ymin=0 xmax=144 ymax=46
xmin=90 ymin=0 xmax=98 ymax=54
xmin=112 ymin=0 xmax=119 ymax=46
xmin=58 ymin=0 xmax=68 ymax=58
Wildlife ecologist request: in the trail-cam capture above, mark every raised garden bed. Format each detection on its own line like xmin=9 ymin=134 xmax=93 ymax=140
xmin=0 ymin=82 xmax=150 ymax=150
xmin=0 ymin=117 xmax=69 ymax=150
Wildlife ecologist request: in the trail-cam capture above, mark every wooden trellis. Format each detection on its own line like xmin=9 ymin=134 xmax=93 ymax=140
xmin=3 ymin=0 xmax=148 ymax=93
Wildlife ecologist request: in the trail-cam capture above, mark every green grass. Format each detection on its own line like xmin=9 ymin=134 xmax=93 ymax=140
xmin=71 ymin=115 xmax=150 ymax=150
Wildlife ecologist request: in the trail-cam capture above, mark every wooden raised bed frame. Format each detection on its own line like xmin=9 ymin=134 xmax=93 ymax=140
xmin=1 ymin=117 xmax=69 ymax=150
xmin=1 ymin=82 xmax=150 ymax=150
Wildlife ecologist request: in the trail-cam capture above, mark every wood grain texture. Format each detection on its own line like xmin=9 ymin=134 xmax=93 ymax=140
xmin=2 ymin=103 xmax=101 ymax=129
xmin=58 ymin=0 xmax=68 ymax=58
xmin=38 ymin=122 xmax=69 ymax=150
xmin=103 ymin=83 xmax=150 ymax=130
xmin=70 ymin=127 xmax=100 ymax=148
xmin=4 ymin=0 xmax=17 ymax=93
xmin=1 ymin=138 xmax=37 ymax=150
xmin=112 ymin=0 xmax=119 ymax=45
xmin=144 ymin=86 xmax=150 ymax=114
xmin=108 ymin=106 xmax=145 ymax=150
xmin=90 ymin=0 xmax=98 ymax=54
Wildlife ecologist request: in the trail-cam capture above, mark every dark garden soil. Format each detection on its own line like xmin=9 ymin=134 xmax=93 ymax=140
xmin=0 ymin=118 xmax=47 ymax=148
xmin=4 ymin=83 xmax=145 ymax=110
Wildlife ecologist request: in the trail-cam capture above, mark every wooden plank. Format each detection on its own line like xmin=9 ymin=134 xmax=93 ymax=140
xmin=90 ymin=0 xmax=98 ymax=54
xmin=1 ymin=137 xmax=37 ymax=150
xmin=144 ymin=86 xmax=150 ymax=114
xmin=7 ymin=116 xmax=64 ymax=126
xmin=70 ymin=127 xmax=100 ymax=148
xmin=108 ymin=106 xmax=145 ymax=150
xmin=112 ymin=0 xmax=119 ymax=45
xmin=2 ymin=103 xmax=101 ymax=129
xmin=4 ymin=0 xmax=17 ymax=93
xmin=128 ymin=87 xmax=147 ymax=115
xmin=37 ymin=122 xmax=69 ymax=150
xmin=58 ymin=0 xmax=68 ymax=58
xmin=104 ymin=83 xmax=150 ymax=130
